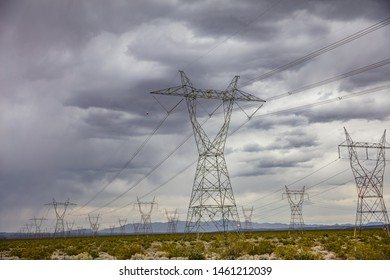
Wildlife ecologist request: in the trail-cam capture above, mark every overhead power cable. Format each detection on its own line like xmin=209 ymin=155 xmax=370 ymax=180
xmin=75 ymin=62 xmax=389 ymax=216
xmin=70 ymin=98 xmax=184 ymax=215
xmin=266 ymin=57 xmax=390 ymax=102
xmin=253 ymin=82 xmax=390 ymax=119
xmin=89 ymin=16 xmax=390 ymax=222
xmin=85 ymin=103 xmax=224 ymax=215
xmin=240 ymin=16 xmax=390 ymax=87
xmin=246 ymin=157 xmax=340 ymax=207
xmin=135 ymin=82 xmax=389 ymax=211
xmin=97 ymin=81 xmax=390 ymax=215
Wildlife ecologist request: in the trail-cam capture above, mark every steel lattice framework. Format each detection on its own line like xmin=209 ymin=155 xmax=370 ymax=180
xmin=118 ymin=218 xmax=127 ymax=235
xmin=339 ymin=128 xmax=390 ymax=236
xmin=30 ymin=217 xmax=47 ymax=238
xmin=151 ymin=71 xmax=264 ymax=234
xmin=165 ymin=209 xmax=179 ymax=234
xmin=283 ymin=186 xmax=308 ymax=232
xmin=45 ymin=198 xmax=76 ymax=237
xmin=88 ymin=214 xmax=101 ymax=237
xmin=134 ymin=197 xmax=157 ymax=234
xmin=242 ymin=206 xmax=254 ymax=231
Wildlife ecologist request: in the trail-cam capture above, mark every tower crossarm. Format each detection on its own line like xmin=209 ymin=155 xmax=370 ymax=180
xmin=338 ymin=142 xmax=389 ymax=149
xmin=152 ymin=86 xmax=265 ymax=102
xmin=151 ymin=71 xmax=265 ymax=102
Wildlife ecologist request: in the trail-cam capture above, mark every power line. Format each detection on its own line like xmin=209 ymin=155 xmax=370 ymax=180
xmin=46 ymin=14 xmax=390 ymax=223
xmin=83 ymin=103 xmax=224 ymax=215
xmin=252 ymin=82 xmax=390 ymax=119
xmin=72 ymin=67 xmax=389 ymax=217
xmin=70 ymin=98 xmax=184 ymax=215
xmin=251 ymin=163 xmax=352 ymax=219
xmin=88 ymin=81 xmax=389 ymax=216
xmin=265 ymin=57 xmax=390 ymax=102
xmin=244 ymin=157 xmax=339 ymax=206
xmin=240 ymin=16 xmax=390 ymax=87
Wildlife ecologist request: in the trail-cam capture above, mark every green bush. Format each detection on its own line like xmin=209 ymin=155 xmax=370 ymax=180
xmin=252 ymin=240 xmax=276 ymax=255
xmin=187 ymin=242 xmax=205 ymax=260
xmin=158 ymin=242 xmax=187 ymax=259
xmin=115 ymin=243 xmax=144 ymax=259
xmin=274 ymin=244 xmax=319 ymax=260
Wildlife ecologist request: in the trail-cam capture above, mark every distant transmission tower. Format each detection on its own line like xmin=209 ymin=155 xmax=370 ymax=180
xmin=30 ymin=217 xmax=47 ymax=238
xmin=151 ymin=71 xmax=264 ymax=234
xmin=88 ymin=214 xmax=101 ymax=237
xmin=45 ymin=198 xmax=76 ymax=237
xmin=66 ymin=221 xmax=74 ymax=237
xmin=134 ymin=197 xmax=157 ymax=234
xmin=118 ymin=218 xmax=127 ymax=235
xmin=23 ymin=223 xmax=34 ymax=238
xmin=283 ymin=186 xmax=308 ymax=232
xmin=109 ymin=224 xmax=116 ymax=235
xmin=165 ymin=209 xmax=179 ymax=234
xmin=339 ymin=127 xmax=390 ymax=237
xmin=242 ymin=206 xmax=254 ymax=231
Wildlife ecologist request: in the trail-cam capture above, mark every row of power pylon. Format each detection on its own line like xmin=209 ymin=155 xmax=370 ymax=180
xmin=21 ymin=72 xmax=389 ymax=238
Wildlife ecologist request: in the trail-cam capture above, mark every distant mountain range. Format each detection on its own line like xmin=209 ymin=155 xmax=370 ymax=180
xmin=0 ymin=221 xmax=383 ymax=239
xmin=5 ymin=220 xmax=387 ymax=239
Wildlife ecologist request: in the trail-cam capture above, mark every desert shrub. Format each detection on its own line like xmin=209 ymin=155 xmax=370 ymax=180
xmin=274 ymin=245 xmax=319 ymax=260
xmin=88 ymin=249 xmax=99 ymax=259
xmin=274 ymin=245 xmax=298 ymax=259
xmin=157 ymin=242 xmax=187 ymax=259
xmin=219 ymin=240 xmax=249 ymax=259
xmin=187 ymin=242 xmax=205 ymax=260
xmin=64 ymin=245 xmax=80 ymax=256
xmin=10 ymin=247 xmax=24 ymax=258
xmin=279 ymin=238 xmax=295 ymax=245
xmin=23 ymin=245 xmax=52 ymax=259
xmin=251 ymin=240 xmax=276 ymax=255
xmin=347 ymin=240 xmax=390 ymax=260
xmin=115 ymin=243 xmax=144 ymax=259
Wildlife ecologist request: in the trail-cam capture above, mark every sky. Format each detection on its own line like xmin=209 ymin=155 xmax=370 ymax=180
xmin=1 ymin=0 xmax=390 ymax=233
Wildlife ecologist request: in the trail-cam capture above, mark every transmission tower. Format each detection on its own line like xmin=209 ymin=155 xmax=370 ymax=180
xmin=151 ymin=71 xmax=264 ymax=234
xmin=45 ymin=198 xmax=76 ymax=237
xmin=88 ymin=214 xmax=101 ymax=237
xmin=109 ymin=224 xmax=116 ymax=235
xmin=283 ymin=186 xmax=308 ymax=232
xmin=242 ymin=206 xmax=254 ymax=231
xmin=165 ymin=209 xmax=179 ymax=234
xmin=76 ymin=226 xmax=84 ymax=237
xmin=66 ymin=221 xmax=75 ymax=237
xmin=30 ymin=217 xmax=47 ymax=238
xmin=132 ymin=222 xmax=140 ymax=234
xmin=118 ymin=218 xmax=127 ymax=235
xmin=134 ymin=197 xmax=158 ymax=234
xmin=22 ymin=223 xmax=34 ymax=238
xmin=339 ymin=127 xmax=390 ymax=237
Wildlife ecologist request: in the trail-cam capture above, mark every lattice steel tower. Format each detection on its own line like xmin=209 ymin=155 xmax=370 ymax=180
xmin=151 ymin=71 xmax=264 ymax=233
xmin=165 ymin=209 xmax=179 ymax=234
xmin=242 ymin=206 xmax=254 ymax=231
xmin=30 ymin=217 xmax=47 ymax=238
xmin=339 ymin=127 xmax=390 ymax=236
xmin=118 ymin=218 xmax=127 ymax=235
xmin=134 ymin=197 xmax=157 ymax=234
xmin=283 ymin=186 xmax=308 ymax=232
xmin=45 ymin=198 xmax=76 ymax=237
xmin=88 ymin=214 xmax=101 ymax=237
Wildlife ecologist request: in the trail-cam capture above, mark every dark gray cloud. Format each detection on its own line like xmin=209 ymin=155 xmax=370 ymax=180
xmin=248 ymin=115 xmax=308 ymax=130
